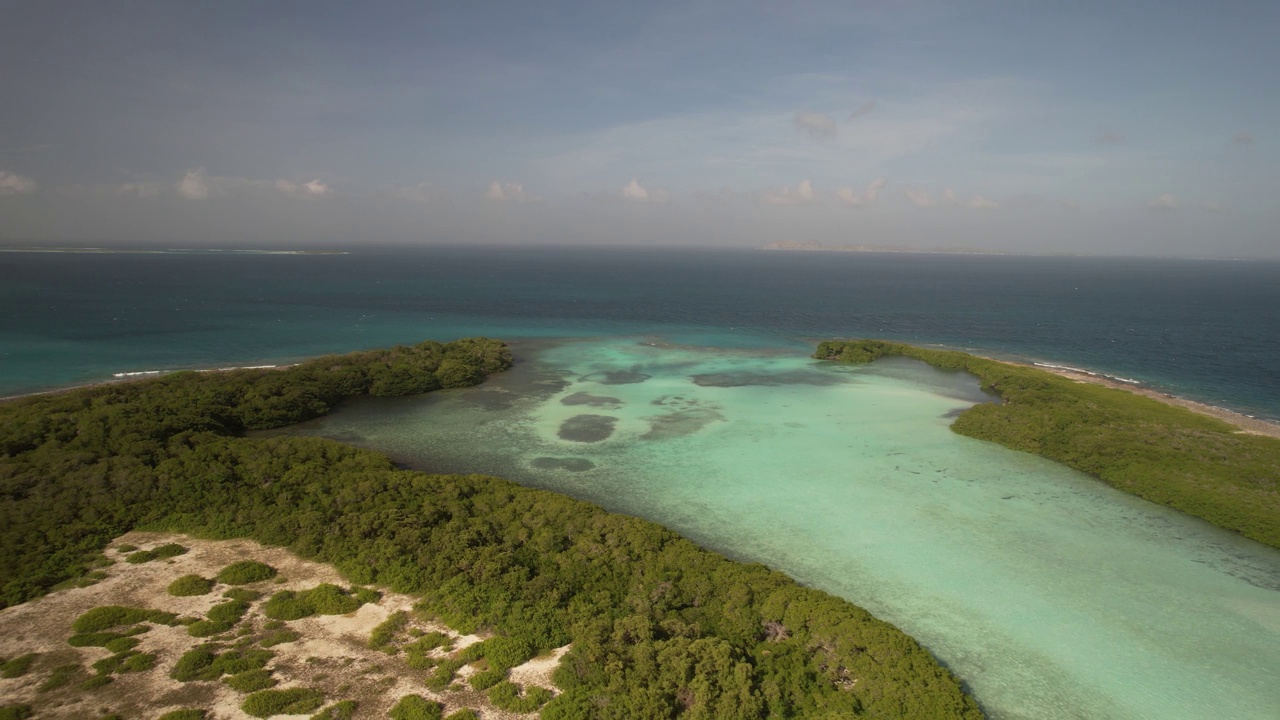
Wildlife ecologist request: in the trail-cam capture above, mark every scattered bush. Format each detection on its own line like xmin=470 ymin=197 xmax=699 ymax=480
xmin=0 ymin=653 xmax=36 ymax=678
xmin=258 ymin=628 xmax=301 ymax=647
xmin=72 ymin=606 xmax=176 ymax=633
xmin=217 ymin=560 xmax=277 ymax=585
xmin=368 ymin=610 xmax=409 ymax=651
xmin=125 ymin=543 xmax=186 ymax=564
xmin=115 ymin=544 xmax=139 ymax=553
xmin=207 ymin=599 xmax=250 ymax=624
xmin=468 ymin=668 xmax=505 ymax=691
xmin=103 ymin=637 xmax=140 ymax=653
xmin=242 ymin=688 xmax=325 ymax=718
xmin=167 ymin=574 xmax=214 ymax=596
xmin=80 ymin=674 xmax=113 ymax=690
xmin=262 ymin=584 xmax=365 ymax=621
xmin=443 ymin=711 xmax=478 ymax=720
xmin=487 ymin=681 xmax=552 ymax=713
xmin=186 ymin=620 xmax=233 ymax=638
xmin=310 ymin=700 xmax=357 ymax=720
xmin=0 ymin=705 xmax=32 ymax=720
xmin=223 ymin=587 xmax=263 ymax=602
xmin=37 ymin=664 xmax=80 ymax=692
xmin=388 ymin=694 xmax=442 ymax=720
xmin=224 ymin=669 xmax=278 ymax=692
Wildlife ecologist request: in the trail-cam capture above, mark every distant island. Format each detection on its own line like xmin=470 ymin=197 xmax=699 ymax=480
xmin=761 ymin=240 xmax=1015 ymax=255
xmin=0 ymin=247 xmax=348 ymax=255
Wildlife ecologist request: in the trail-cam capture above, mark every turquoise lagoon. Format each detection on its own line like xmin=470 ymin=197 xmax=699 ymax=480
xmin=273 ymin=338 xmax=1279 ymax=720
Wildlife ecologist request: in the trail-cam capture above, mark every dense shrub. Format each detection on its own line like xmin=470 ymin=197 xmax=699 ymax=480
xmin=224 ymin=669 xmax=278 ymax=692
xmin=72 ymin=606 xmax=176 ymax=633
xmin=242 ymin=688 xmax=325 ymax=718
xmin=0 ymin=705 xmax=33 ymax=720
xmin=310 ymin=701 xmax=357 ymax=720
xmin=125 ymin=543 xmax=186 ymax=564
xmin=368 ymin=610 xmax=409 ymax=651
xmin=487 ymin=681 xmax=553 ymax=713
xmin=37 ymin=664 xmax=80 ymax=692
xmin=207 ymin=599 xmax=250 ymax=624
xmin=167 ymin=574 xmax=214 ymax=596
xmin=0 ymin=654 xmax=36 ymax=678
xmin=388 ymin=695 xmax=442 ymax=720
xmin=262 ymin=584 xmax=365 ymax=621
xmin=217 ymin=561 xmax=277 ymax=585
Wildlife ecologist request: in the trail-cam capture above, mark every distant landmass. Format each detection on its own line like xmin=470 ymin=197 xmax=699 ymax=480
xmin=761 ymin=240 xmax=1013 ymax=255
xmin=0 ymin=247 xmax=347 ymax=255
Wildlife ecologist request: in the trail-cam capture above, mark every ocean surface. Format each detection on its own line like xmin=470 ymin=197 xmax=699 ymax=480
xmin=2 ymin=246 xmax=1279 ymax=419
xmin=4 ymin=246 xmax=1280 ymax=719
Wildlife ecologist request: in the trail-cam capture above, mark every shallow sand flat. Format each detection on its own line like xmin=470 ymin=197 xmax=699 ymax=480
xmin=0 ymin=532 xmax=559 ymax=719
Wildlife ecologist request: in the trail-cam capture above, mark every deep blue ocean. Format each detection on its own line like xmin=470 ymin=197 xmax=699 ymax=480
xmin=2 ymin=246 xmax=1278 ymax=419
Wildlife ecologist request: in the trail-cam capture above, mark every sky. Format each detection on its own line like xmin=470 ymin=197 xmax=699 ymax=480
xmin=1 ymin=0 xmax=1277 ymax=257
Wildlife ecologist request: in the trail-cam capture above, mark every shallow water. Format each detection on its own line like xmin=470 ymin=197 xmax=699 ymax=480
xmin=272 ymin=338 xmax=1280 ymax=720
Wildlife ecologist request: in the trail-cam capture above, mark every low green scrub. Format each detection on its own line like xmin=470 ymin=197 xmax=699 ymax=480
xmin=186 ymin=620 xmax=233 ymax=638
xmin=157 ymin=711 xmax=205 ymax=720
xmin=79 ymin=674 xmax=113 ymax=690
xmin=125 ymin=543 xmax=186 ymax=564
xmin=816 ymin=339 xmax=1280 ymax=547
xmin=217 ymin=561 xmax=277 ymax=585
xmin=310 ymin=701 xmax=357 ymax=720
xmin=91 ymin=650 xmax=155 ymax=675
xmin=72 ymin=606 xmax=176 ymax=633
xmin=224 ymin=668 xmax=278 ymax=692
xmin=172 ymin=645 xmax=273 ymax=682
xmin=443 ymin=710 xmax=478 ymax=720
xmin=207 ymin=599 xmax=250 ymax=624
xmin=262 ymin=584 xmax=367 ymax=621
xmin=0 ymin=705 xmax=33 ymax=720
xmin=258 ymin=628 xmax=301 ymax=647
xmin=487 ymin=681 xmax=553 ymax=713
xmin=467 ymin=668 xmax=505 ymax=691
xmin=167 ymin=574 xmax=214 ymax=596
xmin=0 ymin=653 xmax=36 ymax=678
xmin=223 ymin=587 xmax=263 ymax=602
xmin=102 ymin=637 xmax=140 ymax=653
xmin=368 ymin=610 xmax=409 ymax=651
xmin=388 ymin=695 xmax=442 ymax=720
xmin=37 ymin=664 xmax=81 ymax=692
xmin=242 ymin=688 xmax=325 ymax=718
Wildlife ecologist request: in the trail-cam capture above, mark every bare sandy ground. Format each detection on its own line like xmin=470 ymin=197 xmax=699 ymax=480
xmin=0 ymin=533 xmax=564 ymax=719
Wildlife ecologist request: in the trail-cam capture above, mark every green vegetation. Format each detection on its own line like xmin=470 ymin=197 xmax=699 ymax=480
xmin=487 ymin=681 xmax=554 ymax=713
xmin=125 ymin=542 xmax=187 ymax=564
xmin=208 ymin=599 xmax=251 ymax=623
xmin=0 ymin=705 xmax=32 ymax=720
xmin=224 ymin=668 xmax=278 ymax=692
xmin=218 ymin=561 xmax=278 ymax=585
xmin=242 ymin=688 xmax=326 ymax=718
xmin=168 ymin=574 xmax=214 ymax=596
xmin=157 ymin=711 xmax=206 ymax=720
xmin=816 ymin=339 xmax=1280 ymax=547
xmin=0 ymin=337 xmax=981 ymax=718
xmin=443 ymin=710 xmax=478 ymax=720
xmin=79 ymin=674 xmax=113 ymax=690
xmin=72 ymin=606 xmax=177 ymax=633
xmin=262 ymin=584 xmax=368 ymax=620
xmin=311 ymin=701 xmax=358 ymax=720
xmin=37 ymin=664 xmax=81 ymax=692
xmin=369 ymin=610 xmax=409 ymax=652
xmin=388 ymin=695 xmax=442 ymax=720
xmin=0 ymin=653 xmax=36 ymax=678
xmin=224 ymin=587 xmax=263 ymax=602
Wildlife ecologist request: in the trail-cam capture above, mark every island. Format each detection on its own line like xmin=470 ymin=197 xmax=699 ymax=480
xmin=0 ymin=339 xmax=981 ymax=719
xmin=816 ymin=339 xmax=1280 ymax=548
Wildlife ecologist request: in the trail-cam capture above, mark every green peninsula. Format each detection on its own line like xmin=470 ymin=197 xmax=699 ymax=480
xmin=1 ymin=339 xmax=981 ymax=719
xmin=817 ymin=339 xmax=1280 ymax=548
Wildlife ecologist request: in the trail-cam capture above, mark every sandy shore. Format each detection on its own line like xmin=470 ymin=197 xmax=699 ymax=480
xmin=1004 ymin=359 xmax=1280 ymax=440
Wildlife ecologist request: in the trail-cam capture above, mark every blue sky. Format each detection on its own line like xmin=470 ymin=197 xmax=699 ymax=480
xmin=1 ymin=1 xmax=1277 ymax=256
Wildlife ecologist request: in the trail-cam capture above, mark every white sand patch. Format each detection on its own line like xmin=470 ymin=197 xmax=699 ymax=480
xmin=0 ymin=532 xmax=566 ymax=719
xmin=507 ymin=645 xmax=570 ymax=693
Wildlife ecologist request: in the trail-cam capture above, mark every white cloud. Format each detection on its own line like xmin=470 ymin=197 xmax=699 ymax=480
xmin=0 ymin=169 xmax=38 ymax=195
xmin=904 ymin=188 xmax=934 ymax=208
xmin=847 ymin=100 xmax=877 ymax=120
xmin=276 ymin=178 xmax=331 ymax=198
xmin=966 ymin=195 xmax=999 ymax=210
xmin=487 ymin=180 xmax=536 ymax=202
xmin=763 ymin=180 xmax=817 ymax=206
xmin=942 ymin=188 xmax=958 ymax=205
xmin=1148 ymin=193 xmax=1178 ymax=210
xmin=794 ymin=111 xmax=838 ymax=141
xmin=115 ymin=181 xmax=162 ymax=198
xmin=835 ymin=178 xmax=886 ymax=207
xmin=176 ymin=169 xmax=210 ymax=199
xmin=620 ymin=178 xmax=668 ymax=203
xmin=1232 ymin=131 xmax=1255 ymax=145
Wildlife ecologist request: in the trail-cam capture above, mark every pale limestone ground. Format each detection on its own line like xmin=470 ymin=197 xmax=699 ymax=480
xmin=0 ymin=532 xmax=564 ymax=720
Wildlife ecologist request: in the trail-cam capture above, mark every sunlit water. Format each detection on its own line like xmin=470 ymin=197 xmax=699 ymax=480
xmin=272 ymin=338 xmax=1280 ymax=720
